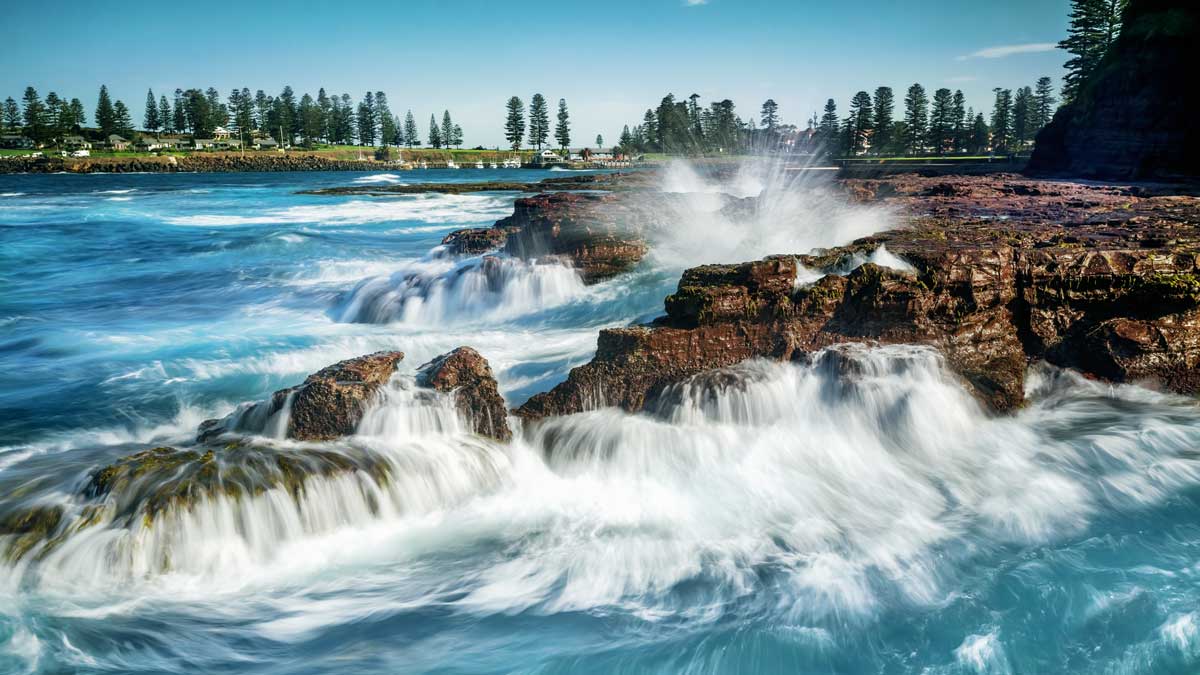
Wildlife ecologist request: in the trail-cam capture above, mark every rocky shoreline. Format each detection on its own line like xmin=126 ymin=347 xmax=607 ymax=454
xmin=0 ymin=153 xmax=400 ymax=174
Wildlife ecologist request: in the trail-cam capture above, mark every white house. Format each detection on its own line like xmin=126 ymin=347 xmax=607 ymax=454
xmin=212 ymin=126 xmax=232 ymax=140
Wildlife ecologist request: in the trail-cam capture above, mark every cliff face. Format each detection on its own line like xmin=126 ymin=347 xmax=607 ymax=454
xmin=1027 ymin=0 xmax=1199 ymax=180
xmin=517 ymin=176 xmax=1200 ymax=420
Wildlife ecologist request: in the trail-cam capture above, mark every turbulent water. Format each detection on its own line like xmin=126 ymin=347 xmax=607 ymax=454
xmin=1 ymin=165 xmax=1200 ymax=674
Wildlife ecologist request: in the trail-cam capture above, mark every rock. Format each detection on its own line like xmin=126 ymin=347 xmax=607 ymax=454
xmin=1027 ymin=0 xmax=1199 ymax=180
xmin=417 ymin=347 xmax=512 ymax=442
xmin=442 ymin=192 xmax=651 ymax=283
xmin=199 ymin=351 xmax=404 ymax=442
xmin=517 ymin=175 xmax=1200 ymax=420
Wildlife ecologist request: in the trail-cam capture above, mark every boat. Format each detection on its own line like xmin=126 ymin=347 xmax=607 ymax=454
xmin=502 ymin=157 xmax=521 ymax=168
xmin=418 ymin=160 xmax=428 ymax=169
xmin=490 ymin=162 xmax=498 ymax=169
xmin=446 ymin=160 xmax=459 ymax=169
xmin=474 ymin=160 xmax=484 ymax=169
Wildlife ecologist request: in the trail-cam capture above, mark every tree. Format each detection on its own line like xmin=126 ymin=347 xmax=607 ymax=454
xmin=452 ymin=124 xmax=463 ymax=148
xmin=428 ymin=114 xmax=442 ymax=148
xmin=403 ymin=110 xmax=419 ymax=147
xmin=760 ymin=99 xmax=780 ymax=133
xmin=1012 ymin=86 xmax=1034 ymax=147
xmin=144 ymin=89 xmax=160 ymax=135
xmin=903 ymin=83 xmax=928 ymax=155
xmin=969 ymin=113 xmax=990 ymax=154
xmin=847 ymin=91 xmax=873 ymax=155
xmin=299 ymin=94 xmax=322 ymax=146
xmin=989 ymin=88 xmax=1014 ymax=152
xmin=22 ymin=88 xmax=48 ymax=144
xmin=159 ymin=94 xmax=173 ymax=133
xmin=356 ymin=92 xmax=376 ymax=146
xmin=504 ymin=96 xmax=525 ymax=150
xmin=183 ymin=88 xmax=213 ymax=137
xmin=641 ymin=109 xmax=658 ymax=152
xmin=528 ymin=93 xmax=550 ymax=150
xmin=927 ymin=88 xmax=954 ymax=155
xmin=173 ymin=89 xmax=186 ymax=135
xmin=279 ymin=86 xmax=298 ymax=142
xmin=1033 ymin=76 xmax=1056 ymax=131
xmin=3 ymin=98 xmax=22 ymax=132
xmin=596 ymin=134 xmax=603 ymax=149
xmin=317 ymin=89 xmax=332 ymax=141
xmin=1059 ymin=0 xmax=1127 ymax=102
xmin=618 ymin=124 xmax=634 ymax=151
xmin=112 ymin=100 xmax=134 ymax=137
xmin=871 ymin=87 xmax=894 ymax=154
xmin=441 ymin=110 xmax=454 ymax=151
xmin=376 ymin=92 xmax=395 ymax=146
xmin=817 ymin=98 xmax=840 ymax=152
xmin=951 ymin=90 xmax=967 ymax=153
xmin=44 ymin=92 xmax=63 ymax=142
xmin=95 ymin=85 xmax=115 ymax=137
xmin=554 ymin=98 xmax=570 ymax=150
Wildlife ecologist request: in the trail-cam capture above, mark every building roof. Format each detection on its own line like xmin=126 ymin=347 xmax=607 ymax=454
xmin=108 ymin=135 xmax=128 ymax=142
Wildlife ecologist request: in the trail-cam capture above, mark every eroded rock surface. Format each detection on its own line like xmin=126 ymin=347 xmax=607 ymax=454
xmin=518 ymin=176 xmax=1200 ymax=420
xmin=417 ymin=347 xmax=511 ymax=442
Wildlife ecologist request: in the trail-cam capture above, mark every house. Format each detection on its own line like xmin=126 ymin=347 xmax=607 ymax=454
xmin=0 ymin=134 xmax=35 ymax=149
xmin=212 ymin=126 xmax=232 ymax=140
xmin=61 ymin=136 xmax=91 ymax=150
xmin=580 ymin=148 xmax=614 ymax=161
xmin=70 ymin=149 xmax=90 ymax=158
xmin=161 ymin=138 xmax=190 ymax=150
xmin=135 ymin=139 xmax=165 ymax=151
xmin=532 ymin=149 xmax=565 ymax=166
xmin=108 ymin=135 xmax=130 ymax=151
xmin=193 ymin=138 xmax=216 ymax=150
xmin=253 ymin=137 xmax=279 ymax=150
xmin=215 ymin=139 xmax=242 ymax=150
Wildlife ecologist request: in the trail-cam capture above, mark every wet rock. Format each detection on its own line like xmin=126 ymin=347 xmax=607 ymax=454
xmin=440 ymin=226 xmax=519 ymax=256
xmin=417 ymin=347 xmax=512 ymax=442
xmin=517 ymin=175 xmax=1200 ymax=420
xmin=199 ymin=351 xmax=404 ymax=442
xmin=0 ymin=504 xmax=65 ymax=561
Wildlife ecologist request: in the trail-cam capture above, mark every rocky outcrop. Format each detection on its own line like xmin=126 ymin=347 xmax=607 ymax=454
xmin=442 ymin=192 xmax=652 ymax=282
xmin=417 ymin=347 xmax=511 ymax=442
xmin=1026 ymin=0 xmax=1199 ymax=180
xmin=199 ymin=351 xmax=404 ymax=442
xmin=518 ymin=177 xmax=1200 ymax=420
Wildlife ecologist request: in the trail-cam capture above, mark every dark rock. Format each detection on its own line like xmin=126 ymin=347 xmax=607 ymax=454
xmin=417 ymin=347 xmax=512 ymax=442
xmin=1026 ymin=0 xmax=1200 ymax=180
xmin=440 ymin=226 xmax=519 ymax=256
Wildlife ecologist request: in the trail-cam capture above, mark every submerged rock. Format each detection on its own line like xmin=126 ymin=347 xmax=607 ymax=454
xmin=199 ymin=351 xmax=405 ymax=442
xmin=518 ymin=176 xmax=1200 ymax=420
xmin=417 ymin=347 xmax=512 ymax=442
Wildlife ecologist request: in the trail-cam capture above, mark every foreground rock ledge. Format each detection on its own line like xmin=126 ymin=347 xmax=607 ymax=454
xmin=517 ymin=177 xmax=1200 ymax=420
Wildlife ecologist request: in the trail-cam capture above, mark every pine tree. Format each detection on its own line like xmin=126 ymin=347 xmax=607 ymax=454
xmin=760 ymin=99 xmax=780 ymax=132
xmin=22 ymin=87 xmax=48 ymax=144
xmin=554 ymin=98 xmax=570 ymax=150
xmin=618 ymin=124 xmax=634 ymax=151
xmin=927 ymin=88 xmax=954 ymax=155
xmin=452 ymin=124 xmax=463 ymax=148
xmin=112 ymin=100 xmax=134 ymax=137
xmin=2 ymin=98 xmax=20 ymax=132
xmin=44 ymin=92 xmax=63 ymax=142
xmin=159 ymin=95 xmax=173 ymax=133
xmin=173 ymin=89 xmax=187 ymax=135
xmin=441 ymin=110 xmax=454 ymax=151
xmin=1012 ymin=86 xmax=1034 ymax=147
xmin=68 ymin=99 xmax=85 ymax=131
xmin=403 ymin=110 xmax=419 ymax=147
xmin=847 ymin=91 xmax=873 ymax=155
xmin=951 ymin=90 xmax=967 ymax=153
xmin=970 ymin=113 xmax=990 ymax=154
xmin=989 ymin=88 xmax=1014 ymax=152
xmin=641 ymin=109 xmax=658 ymax=151
xmin=144 ymin=89 xmax=160 ymax=135
xmin=1059 ymin=0 xmax=1127 ymax=102
xmin=596 ymin=134 xmax=603 ymax=149
xmin=376 ymin=92 xmax=394 ymax=146
xmin=279 ymin=86 xmax=299 ymax=142
xmin=903 ymin=83 xmax=928 ymax=155
xmin=428 ymin=114 xmax=442 ymax=148
xmin=1033 ymin=76 xmax=1056 ymax=131
xmin=817 ymin=98 xmax=840 ymax=152
xmin=527 ymin=94 xmax=550 ymax=150
xmin=504 ymin=96 xmax=525 ymax=150
xmin=95 ymin=85 xmax=115 ymax=137
xmin=871 ymin=87 xmax=894 ymax=154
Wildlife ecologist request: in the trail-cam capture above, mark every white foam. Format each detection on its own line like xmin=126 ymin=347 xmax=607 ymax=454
xmin=166 ymin=194 xmax=511 ymax=227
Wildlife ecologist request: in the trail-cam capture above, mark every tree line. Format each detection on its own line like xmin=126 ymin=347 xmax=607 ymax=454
xmin=3 ymin=84 xmax=467 ymax=149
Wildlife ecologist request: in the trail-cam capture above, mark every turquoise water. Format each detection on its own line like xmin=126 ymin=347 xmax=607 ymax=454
xmin=1 ymin=168 xmax=1199 ymax=674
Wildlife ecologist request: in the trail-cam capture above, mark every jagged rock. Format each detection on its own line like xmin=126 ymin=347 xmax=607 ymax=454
xmin=440 ymin=226 xmax=519 ymax=256
xmin=1027 ymin=0 xmax=1199 ymax=180
xmin=518 ymin=176 xmax=1200 ymax=420
xmin=199 ymin=351 xmax=404 ymax=442
xmin=417 ymin=347 xmax=511 ymax=442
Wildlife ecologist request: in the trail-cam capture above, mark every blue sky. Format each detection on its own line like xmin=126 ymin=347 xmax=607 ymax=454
xmin=1 ymin=0 xmax=1071 ymax=146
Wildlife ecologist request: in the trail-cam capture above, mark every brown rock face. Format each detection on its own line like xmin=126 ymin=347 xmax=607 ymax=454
xmin=518 ymin=176 xmax=1200 ymax=420
xmin=442 ymin=192 xmax=651 ymax=282
xmin=417 ymin=347 xmax=512 ymax=442
xmin=199 ymin=351 xmax=405 ymax=441
xmin=1026 ymin=0 xmax=1199 ymax=180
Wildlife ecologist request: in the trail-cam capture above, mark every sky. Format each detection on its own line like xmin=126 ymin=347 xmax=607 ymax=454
xmin=0 ymin=0 xmax=1072 ymax=147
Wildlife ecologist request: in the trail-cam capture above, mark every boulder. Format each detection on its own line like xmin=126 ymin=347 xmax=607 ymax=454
xmin=199 ymin=351 xmax=404 ymax=442
xmin=417 ymin=347 xmax=511 ymax=442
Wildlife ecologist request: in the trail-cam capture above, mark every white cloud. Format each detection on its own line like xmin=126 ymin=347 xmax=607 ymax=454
xmin=684 ymin=0 xmax=708 ymax=5
xmin=956 ymin=42 xmax=1057 ymax=60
